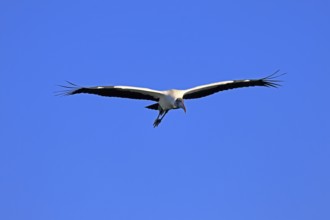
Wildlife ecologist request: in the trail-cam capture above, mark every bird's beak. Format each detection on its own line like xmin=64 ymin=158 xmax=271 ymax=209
xmin=181 ymin=101 xmax=186 ymax=113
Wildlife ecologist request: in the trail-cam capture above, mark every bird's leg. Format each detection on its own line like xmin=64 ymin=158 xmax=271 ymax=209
xmin=153 ymin=110 xmax=164 ymax=128
xmin=153 ymin=110 xmax=163 ymax=128
xmin=159 ymin=110 xmax=169 ymax=120
xmin=153 ymin=110 xmax=169 ymax=128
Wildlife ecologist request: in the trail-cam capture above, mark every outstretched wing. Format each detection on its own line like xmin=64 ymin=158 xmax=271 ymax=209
xmin=183 ymin=70 xmax=284 ymax=100
xmin=58 ymin=82 xmax=165 ymax=101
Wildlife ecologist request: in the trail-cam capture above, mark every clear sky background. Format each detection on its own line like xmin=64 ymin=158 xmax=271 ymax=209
xmin=1 ymin=1 xmax=329 ymax=220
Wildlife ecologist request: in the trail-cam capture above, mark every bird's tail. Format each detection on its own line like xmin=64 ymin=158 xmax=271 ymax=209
xmin=145 ymin=103 xmax=159 ymax=110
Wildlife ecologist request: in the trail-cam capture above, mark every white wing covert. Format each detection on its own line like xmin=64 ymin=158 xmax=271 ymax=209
xmin=183 ymin=72 xmax=282 ymax=99
xmin=60 ymin=83 xmax=165 ymax=101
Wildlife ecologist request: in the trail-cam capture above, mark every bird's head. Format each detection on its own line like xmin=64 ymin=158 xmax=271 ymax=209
xmin=175 ymin=98 xmax=186 ymax=113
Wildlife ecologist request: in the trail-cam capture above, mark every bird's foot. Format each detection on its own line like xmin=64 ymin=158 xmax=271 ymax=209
xmin=153 ymin=119 xmax=162 ymax=128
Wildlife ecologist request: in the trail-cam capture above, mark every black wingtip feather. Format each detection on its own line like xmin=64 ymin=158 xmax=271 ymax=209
xmin=55 ymin=81 xmax=83 ymax=96
xmin=260 ymin=70 xmax=286 ymax=88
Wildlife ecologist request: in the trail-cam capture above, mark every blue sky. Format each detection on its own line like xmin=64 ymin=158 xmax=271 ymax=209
xmin=1 ymin=0 xmax=329 ymax=219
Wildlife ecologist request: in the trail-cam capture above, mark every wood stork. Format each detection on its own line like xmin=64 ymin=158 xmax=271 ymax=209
xmin=59 ymin=70 xmax=284 ymax=127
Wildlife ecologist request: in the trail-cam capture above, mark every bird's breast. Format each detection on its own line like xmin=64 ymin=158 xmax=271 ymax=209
xmin=159 ymin=96 xmax=175 ymax=110
xmin=159 ymin=90 xmax=184 ymax=110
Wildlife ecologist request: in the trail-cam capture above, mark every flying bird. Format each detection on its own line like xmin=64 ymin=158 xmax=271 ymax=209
xmin=59 ymin=70 xmax=284 ymax=127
